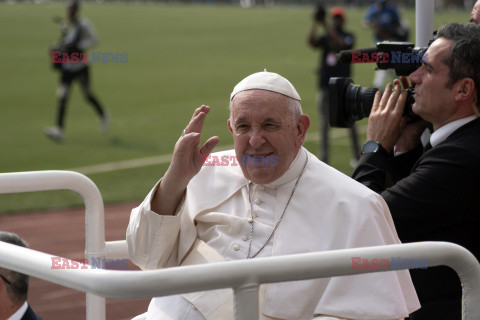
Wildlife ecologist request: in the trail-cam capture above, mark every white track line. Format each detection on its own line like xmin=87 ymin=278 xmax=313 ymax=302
xmin=71 ymin=127 xmax=366 ymax=175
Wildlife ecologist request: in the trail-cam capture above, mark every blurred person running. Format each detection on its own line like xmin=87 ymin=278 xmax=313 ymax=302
xmin=45 ymin=0 xmax=108 ymax=143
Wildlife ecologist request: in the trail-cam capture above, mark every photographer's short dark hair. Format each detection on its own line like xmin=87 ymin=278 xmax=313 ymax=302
xmin=0 ymin=232 xmax=29 ymax=305
xmin=437 ymin=22 xmax=480 ymax=107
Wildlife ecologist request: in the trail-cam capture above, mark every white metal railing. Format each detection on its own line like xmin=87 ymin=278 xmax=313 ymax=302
xmin=0 ymin=170 xmax=108 ymax=320
xmin=1 ymin=170 xmax=480 ymax=319
xmin=1 ymin=240 xmax=480 ymax=319
xmin=415 ymin=0 xmax=435 ymax=47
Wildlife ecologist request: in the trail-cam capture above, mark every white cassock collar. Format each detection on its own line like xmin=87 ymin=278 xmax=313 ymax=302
xmin=259 ymin=146 xmax=307 ymax=189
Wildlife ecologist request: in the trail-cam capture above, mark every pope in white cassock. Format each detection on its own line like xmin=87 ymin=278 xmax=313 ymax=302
xmin=127 ymin=71 xmax=420 ymax=320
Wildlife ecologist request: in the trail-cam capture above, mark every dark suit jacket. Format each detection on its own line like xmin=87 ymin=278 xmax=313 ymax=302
xmin=21 ymin=305 xmax=42 ymax=320
xmin=352 ymin=118 xmax=480 ymax=320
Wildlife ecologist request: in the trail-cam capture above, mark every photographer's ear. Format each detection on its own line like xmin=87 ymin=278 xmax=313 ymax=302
xmin=454 ymin=78 xmax=476 ymax=102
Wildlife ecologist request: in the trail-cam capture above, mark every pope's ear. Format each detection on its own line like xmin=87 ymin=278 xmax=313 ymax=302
xmin=296 ymin=115 xmax=310 ymax=145
xmin=227 ymin=119 xmax=233 ymax=133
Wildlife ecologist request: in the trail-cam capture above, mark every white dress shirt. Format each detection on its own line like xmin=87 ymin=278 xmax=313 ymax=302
xmin=430 ymin=115 xmax=477 ymax=147
xmin=7 ymin=302 xmax=28 ymax=320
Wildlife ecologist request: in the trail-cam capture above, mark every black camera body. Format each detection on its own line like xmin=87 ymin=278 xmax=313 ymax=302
xmin=337 ymin=41 xmax=430 ymax=76
xmin=372 ymin=41 xmax=427 ymax=76
xmin=329 ymin=38 xmax=435 ymax=128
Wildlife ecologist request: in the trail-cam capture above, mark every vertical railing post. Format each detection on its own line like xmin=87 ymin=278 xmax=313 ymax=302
xmin=234 ymin=283 xmax=259 ymax=320
xmin=416 ymin=0 xmax=435 ymax=46
xmin=0 ymin=171 xmax=106 ymax=320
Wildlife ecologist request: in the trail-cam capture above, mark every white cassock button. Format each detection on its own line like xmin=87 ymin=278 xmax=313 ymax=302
xmin=247 ymin=218 xmax=254 ymax=223
xmin=251 ymin=212 xmax=258 ymax=219
xmin=242 ymin=235 xmax=249 ymax=241
xmin=192 ymin=306 xmax=198 ymax=310
xmin=233 ymin=244 xmax=240 ymax=251
xmin=254 ymin=198 xmax=262 ymax=205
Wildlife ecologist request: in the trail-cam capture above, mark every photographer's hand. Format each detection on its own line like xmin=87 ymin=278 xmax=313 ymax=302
xmin=308 ymin=6 xmax=327 ymax=47
xmin=366 ymin=80 xmax=408 ymax=153
xmin=308 ymin=19 xmax=324 ymax=47
xmin=394 ymin=120 xmax=428 ymax=153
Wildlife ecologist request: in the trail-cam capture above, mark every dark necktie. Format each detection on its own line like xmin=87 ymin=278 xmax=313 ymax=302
xmin=423 ymin=141 xmax=432 ymax=153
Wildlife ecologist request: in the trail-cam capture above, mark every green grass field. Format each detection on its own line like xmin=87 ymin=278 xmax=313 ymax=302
xmin=0 ymin=2 xmax=468 ymax=214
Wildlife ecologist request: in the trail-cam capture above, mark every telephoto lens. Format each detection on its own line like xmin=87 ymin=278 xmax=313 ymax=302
xmin=328 ymin=77 xmax=417 ymax=128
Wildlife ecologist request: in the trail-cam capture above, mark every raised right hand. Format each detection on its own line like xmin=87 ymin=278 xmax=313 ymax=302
xmin=151 ymin=105 xmax=219 ymax=215
xmin=165 ymin=105 xmax=220 ymax=187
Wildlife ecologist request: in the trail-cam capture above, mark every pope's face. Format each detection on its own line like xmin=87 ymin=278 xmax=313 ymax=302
xmin=228 ymin=90 xmax=309 ymax=185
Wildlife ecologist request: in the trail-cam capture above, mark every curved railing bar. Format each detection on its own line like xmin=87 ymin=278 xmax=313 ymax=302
xmin=1 ymin=241 xmax=479 ymax=320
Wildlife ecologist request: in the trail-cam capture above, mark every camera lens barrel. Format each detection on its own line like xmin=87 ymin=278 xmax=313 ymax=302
xmin=355 ymin=86 xmax=379 ymax=120
xmin=329 ymin=77 xmax=417 ymax=128
xmin=341 ymin=84 xmax=378 ymax=126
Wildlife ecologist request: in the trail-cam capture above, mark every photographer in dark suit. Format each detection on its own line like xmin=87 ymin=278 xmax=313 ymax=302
xmin=308 ymin=5 xmax=360 ymax=164
xmin=0 ymin=232 xmax=42 ymax=320
xmin=352 ymin=22 xmax=480 ymax=320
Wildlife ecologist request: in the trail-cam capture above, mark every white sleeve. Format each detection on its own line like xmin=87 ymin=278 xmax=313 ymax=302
xmin=309 ymin=193 xmax=420 ymax=318
xmin=126 ymin=180 xmax=183 ymax=270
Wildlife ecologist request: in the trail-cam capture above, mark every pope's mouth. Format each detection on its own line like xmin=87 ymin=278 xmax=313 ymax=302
xmin=246 ymin=152 xmax=273 ymax=159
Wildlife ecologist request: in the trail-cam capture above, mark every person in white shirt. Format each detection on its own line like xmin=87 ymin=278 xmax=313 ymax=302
xmin=127 ymin=70 xmax=420 ymax=320
xmin=0 ymin=232 xmax=42 ymax=320
xmin=353 ymin=22 xmax=480 ymax=320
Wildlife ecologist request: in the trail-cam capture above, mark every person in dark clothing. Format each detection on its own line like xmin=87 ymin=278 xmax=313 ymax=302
xmin=352 ymin=22 xmax=480 ymax=320
xmin=308 ymin=6 xmax=360 ymax=165
xmin=0 ymin=232 xmax=42 ymax=320
xmin=45 ymin=0 xmax=108 ymax=143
